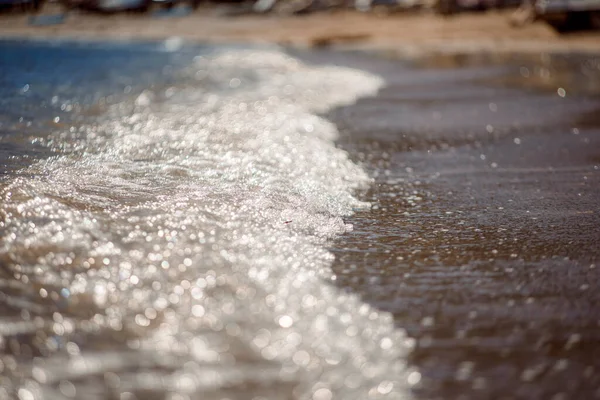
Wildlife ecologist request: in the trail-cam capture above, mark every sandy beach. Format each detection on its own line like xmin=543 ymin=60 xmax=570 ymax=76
xmin=2 ymin=7 xmax=600 ymax=55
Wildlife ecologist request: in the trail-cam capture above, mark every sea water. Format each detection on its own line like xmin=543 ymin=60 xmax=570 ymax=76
xmin=0 ymin=39 xmax=415 ymax=399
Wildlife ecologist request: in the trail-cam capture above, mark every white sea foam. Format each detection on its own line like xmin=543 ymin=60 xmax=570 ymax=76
xmin=0 ymin=48 xmax=415 ymax=399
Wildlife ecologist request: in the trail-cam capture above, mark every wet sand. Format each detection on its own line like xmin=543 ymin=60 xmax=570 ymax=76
xmin=1 ymin=8 xmax=600 ymax=55
xmin=309 ymin=49 xmax=600 ymax=399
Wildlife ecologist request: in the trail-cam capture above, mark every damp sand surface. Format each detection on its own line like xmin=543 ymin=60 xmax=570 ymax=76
xmin=308 ymin=48 xmax=600 ymax=399
xmin=1 ymin=8 xmax=600 ymax=55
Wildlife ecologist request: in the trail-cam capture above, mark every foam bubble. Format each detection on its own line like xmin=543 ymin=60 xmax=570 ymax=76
xmin=0 ymin=48 xmax=413 ymax=399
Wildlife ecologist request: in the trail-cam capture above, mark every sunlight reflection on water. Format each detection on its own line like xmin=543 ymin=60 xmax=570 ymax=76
xmin=0 ymin=41 xmax=416 ymax=400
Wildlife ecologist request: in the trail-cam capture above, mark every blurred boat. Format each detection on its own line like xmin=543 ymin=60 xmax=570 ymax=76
xmin=434 ymin=0 xmax=521 ymax=14
xmin=60 ymin=0 xmax=151 ymax=11
xmin=151 ymin=1 xmax=193 ymax=16
xmin=536 ymin=0 xmax=600 ymax=31
xmin=59 ymin=0 xmax=231 ymax=12
xmin=29 ymin=11 xmax=66 ymax=23
xmin=0 ymin=0 xmax=42 ymax=11
xmin=152 ymin=0 xmax=206 ymax=11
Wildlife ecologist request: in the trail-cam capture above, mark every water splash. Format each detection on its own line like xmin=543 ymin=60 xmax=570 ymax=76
xmin=0 ymin=46 xmax=415 ymax=399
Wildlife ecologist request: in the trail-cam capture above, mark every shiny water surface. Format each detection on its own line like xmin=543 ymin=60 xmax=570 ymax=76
xmin=0 ymin=40 xmax=414 ymax=400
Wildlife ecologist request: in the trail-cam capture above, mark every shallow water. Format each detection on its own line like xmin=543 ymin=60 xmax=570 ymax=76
xmin=0 ymin=40 xmax=414 ymax=400
xmin=322 ymin=50 xmax=600 ymax=400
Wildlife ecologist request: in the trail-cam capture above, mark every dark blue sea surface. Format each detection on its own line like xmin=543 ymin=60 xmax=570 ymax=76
xmin=0 ymin=39 xmax=209 ymax=180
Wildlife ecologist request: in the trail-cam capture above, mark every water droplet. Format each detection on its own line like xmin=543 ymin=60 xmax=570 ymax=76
xmin=278 ymin=315 xmax=293 ymax=328
xmin=377 ymin=380 xmax=394 ymax=394
xmin=313 ymin=388 xmax=332 ymax=400
xmin=407 ymin=371 xmax=421 ymax=385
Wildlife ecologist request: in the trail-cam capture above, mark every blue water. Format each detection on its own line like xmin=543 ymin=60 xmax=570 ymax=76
xmin=0 ymin=39 xmax=208 ymax=118
xmin=0 ymin=39 xmax=210 ymax=179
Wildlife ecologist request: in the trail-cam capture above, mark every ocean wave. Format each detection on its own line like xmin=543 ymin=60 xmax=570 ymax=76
xmin=0 ymin=46 xmax=415 ymax=400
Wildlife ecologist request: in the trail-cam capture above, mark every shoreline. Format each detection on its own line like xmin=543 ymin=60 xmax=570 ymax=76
xmin=2 ymin=9 xmax=600 ymax=56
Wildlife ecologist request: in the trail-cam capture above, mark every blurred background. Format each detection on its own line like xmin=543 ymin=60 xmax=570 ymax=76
xmin=1 ymin=0 xmax=600 ymax=34
xmin=1 ymin=1 xmax=599 ymax=400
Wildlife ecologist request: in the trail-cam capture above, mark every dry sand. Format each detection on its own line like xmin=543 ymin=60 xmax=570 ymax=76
xmin=1 ymin=7 xmax=600 ymax=55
